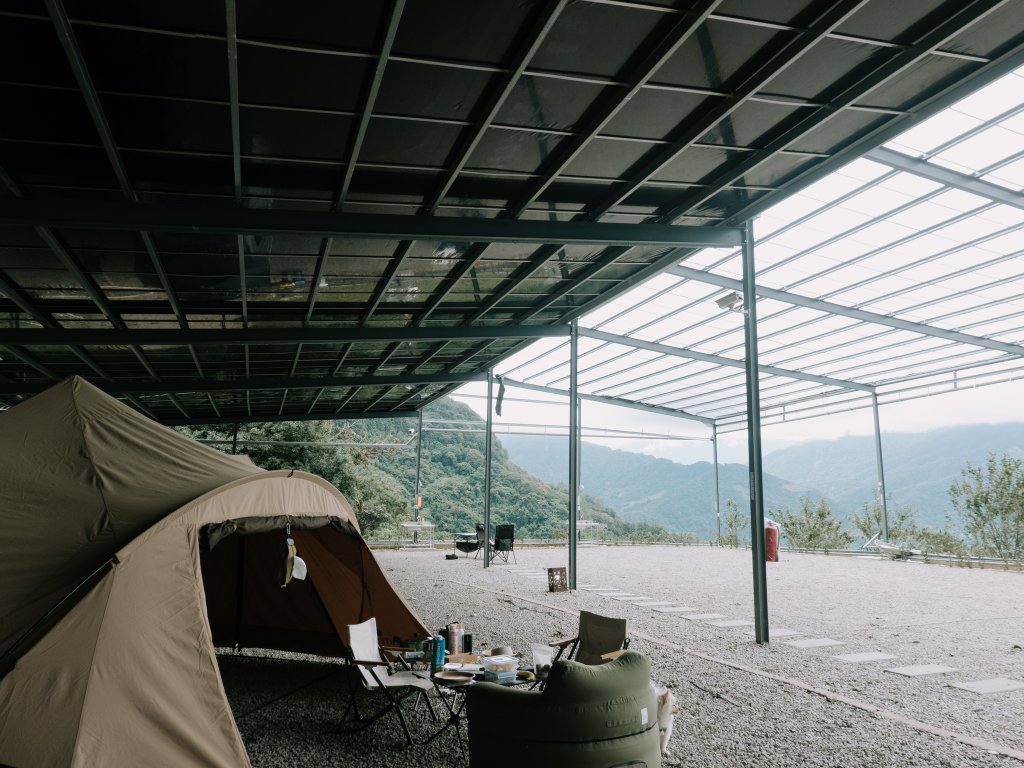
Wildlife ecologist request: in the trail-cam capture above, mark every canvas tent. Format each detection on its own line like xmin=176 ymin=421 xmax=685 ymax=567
xmin=0 ymin=377 xmax=429 ymax=767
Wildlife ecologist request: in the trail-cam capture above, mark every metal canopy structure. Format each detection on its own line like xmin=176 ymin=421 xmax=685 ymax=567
xmin=2 ymin=0 xmax=1024 ymax=424
xmin=499 ymin=63 xmax=1024 ymax=434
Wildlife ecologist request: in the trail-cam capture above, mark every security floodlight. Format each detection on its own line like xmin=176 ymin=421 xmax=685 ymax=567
xmin=716 ymin=291 xmax=743 ymax=311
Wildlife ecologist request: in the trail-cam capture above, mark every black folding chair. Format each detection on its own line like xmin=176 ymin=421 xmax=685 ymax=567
xmin=490 ymin=523 xmax=516 ymax=564
xmin=455 ymin=523 xmax=485 ymax=558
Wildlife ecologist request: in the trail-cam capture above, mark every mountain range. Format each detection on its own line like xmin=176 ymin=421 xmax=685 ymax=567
xmin=498 ymin=435 xmax=821 ymax=540
xmin=501 ymin=422 xmax=1024 ymax=537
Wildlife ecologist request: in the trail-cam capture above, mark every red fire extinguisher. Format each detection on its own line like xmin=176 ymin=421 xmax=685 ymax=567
xmin=765 ymin=519 xmax=780 ymax=562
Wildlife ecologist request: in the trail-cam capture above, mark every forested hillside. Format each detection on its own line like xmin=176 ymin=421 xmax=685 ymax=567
xmin=355 ymin=397 xmax=668 ymax=539
xmin=501 ymin=435 xmax=821 ymax=539
xmin=181 ymin=398 xmax=672 ymax=540
xmin=762 ymin=423 xmax=1024 ymax=528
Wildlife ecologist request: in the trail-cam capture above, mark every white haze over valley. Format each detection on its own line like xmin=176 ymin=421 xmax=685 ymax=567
xmin=452 ymin=378 xmax=1020 ymax=467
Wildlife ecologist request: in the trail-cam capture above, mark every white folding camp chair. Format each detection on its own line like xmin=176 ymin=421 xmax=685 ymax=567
xmin=340 ymin=617 xmax=436 ymax=746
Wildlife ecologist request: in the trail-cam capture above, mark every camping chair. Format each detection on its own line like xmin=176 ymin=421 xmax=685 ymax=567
xmin=490 ymin=523 xmax=516 ymax=564
xmin=340 ymin=617 xmax=437 ymax=746
xmin=455 ymin=523 xmax=485 ymax=558
xmin=550 ymin=610 xmax=629 ymax=665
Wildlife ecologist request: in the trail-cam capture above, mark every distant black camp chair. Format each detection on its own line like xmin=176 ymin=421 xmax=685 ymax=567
xmin=455 ymin=523 xmax=485 ymax=558
xmin=490 ymin=523 xmax=516 ymax=564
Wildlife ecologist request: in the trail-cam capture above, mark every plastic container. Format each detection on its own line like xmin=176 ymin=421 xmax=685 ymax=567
xmin=482 ymin=655 xmax=519 ymax=674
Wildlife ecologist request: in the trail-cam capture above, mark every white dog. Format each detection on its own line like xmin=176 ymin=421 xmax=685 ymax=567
xmin=650 ymin=683 xmax=678 ymax=754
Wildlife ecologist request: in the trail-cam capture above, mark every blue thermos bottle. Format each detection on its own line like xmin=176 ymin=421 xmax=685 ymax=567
xmin=432 ymin=633 xmax=446 ymax=671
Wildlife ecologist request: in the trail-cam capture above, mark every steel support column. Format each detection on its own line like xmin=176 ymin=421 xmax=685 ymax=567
xmin=569 ymin=320 xmax=580 ymax=590
xmin=742 ymin=221 xmax=769 ymax=644
xmin=712 ymin=423 xmax=722 ymax=546
xmin=871 ymin=392 xmax=890 ymax=540
xmin=484 ymin=370 xmax=494 ymax=568
xmin=414 ymin=410 xmax=424 ymax=523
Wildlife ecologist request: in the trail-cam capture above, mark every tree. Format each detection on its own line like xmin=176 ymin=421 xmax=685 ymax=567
xmin=774 ymin=497 xmax=853 ymax=550
xmin=852 ymin=499 xmax=966 ymax=556
xmin=176 ymin=420 xmax=409 ymax=537
xmin=851 ymin=499 xmax=919 ymax=543
xmin=721 ymin=498 xmax=747 ymax=547
xmin=949 ymin=453 xmax=1024 ymax=559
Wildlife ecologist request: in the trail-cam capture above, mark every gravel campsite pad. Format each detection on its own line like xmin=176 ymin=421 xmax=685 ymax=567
xmin=222 ymin=545 xmax=1024 ymax=767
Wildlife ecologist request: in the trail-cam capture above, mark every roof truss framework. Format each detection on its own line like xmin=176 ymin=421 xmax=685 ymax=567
xmin=1 ymin=1 xmax=1023 ymax=423
xmin=500 ymin=59 xmax=1024 ymax=434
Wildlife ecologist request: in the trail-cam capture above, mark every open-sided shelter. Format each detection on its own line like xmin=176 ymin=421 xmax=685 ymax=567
xmin=0 ymin=376 xmax=428 ymax=767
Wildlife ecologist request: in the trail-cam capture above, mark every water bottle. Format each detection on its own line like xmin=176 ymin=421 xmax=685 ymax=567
xmin=448 ymin=622 xmax=464 ymax=655
xmin=432 ymin=633 xmax=446 ymax=672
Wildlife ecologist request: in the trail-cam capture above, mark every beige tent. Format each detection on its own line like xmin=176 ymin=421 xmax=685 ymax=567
xmin=0 ymin=377 xmax=429 ymax=767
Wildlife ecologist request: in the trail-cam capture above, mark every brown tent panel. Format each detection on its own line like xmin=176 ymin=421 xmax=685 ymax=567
xmin=0 ymin=381 xmax=429 ymax=768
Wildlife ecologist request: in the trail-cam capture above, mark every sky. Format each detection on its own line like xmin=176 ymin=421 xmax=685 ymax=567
xmin=445 ymin=68 xmax=1024 ymax=468
xmin=450 ymin=376 xmax=1021 ymax=466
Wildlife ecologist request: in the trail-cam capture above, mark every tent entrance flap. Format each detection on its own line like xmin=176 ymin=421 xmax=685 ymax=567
xmin=201 ymin=528 xmax=347 ymax=657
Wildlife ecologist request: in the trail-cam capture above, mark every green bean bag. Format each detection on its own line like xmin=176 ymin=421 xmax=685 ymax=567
xmin=466 ymin=650 xmax=660 ymax=768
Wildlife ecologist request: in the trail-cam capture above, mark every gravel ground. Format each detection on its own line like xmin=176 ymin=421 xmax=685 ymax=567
xmin=222 ymin=545 xmax=1024 ymax=767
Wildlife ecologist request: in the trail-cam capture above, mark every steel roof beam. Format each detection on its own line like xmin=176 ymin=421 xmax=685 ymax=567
xmin=0 ymin=198 xmax=743 ymax=248
xmin=866 ymin=147 xmax=1024 ymax=209
xmin=578 ymin=328 xmax=872 ymax=392
xmin=667 ymin=265 xmax=1024 ymax=359
xmin=410 ymin=0 xmax=568 ymax=327
xmin=656 ymin=0 xmax=1012 ymax=224
xmin=0 ymin=324 xmax=571 ymax=346
xmin=310 ymin=0 xmax=406 ymax=326
xmin=500 ymin=376 xmax=715 ymax=426
xmin=159 ymin=408 xmax=420 ymax=427
xmin=477 ymin=0 xmax=856 ymax=327
xmin=592 ymin=0 xmax=870 ymax=218
xmin=506 ymin=1 xmax=723 ymax=217
xmin=0 ymin=371 xmax=487 ymax=397
xmin=426 ymin=0 xmax=568 ymax=214
xmin=459 ymin=1 xmax=724 ymax=325
xmin=45 ymin=0 xmax=202 ymax=404
xmin=226 ymin=0 xmax=250 ymax=377
xmin=719 ymin=39 xmax=1024 ymax=230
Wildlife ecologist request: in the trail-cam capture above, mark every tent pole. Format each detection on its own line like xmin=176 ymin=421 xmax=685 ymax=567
xmin=742 ymin=220 xmax=769 ymax=645
xmin=233 ymin=537 xmax=245 ymax=652
xmin=0 ymin=556 xmax=115 ymax=674
xmin=483 ymin=369 xmax=494 ymax=568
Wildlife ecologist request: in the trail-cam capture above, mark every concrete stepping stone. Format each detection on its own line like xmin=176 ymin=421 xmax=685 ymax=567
xmin=744 ymin=627 xmax=800 ymax=638
xmin=885 ymin=664 xmax=958 ymax=677
xmin=600 ymin=592 xmax=636 ymax=598
xmin=784 ymin=638 xmax=844 ymax=649
xmin=948 ymin=678 xmax=1024 ymax=694
xmin=834 ymin=652 xmax=897 ymax=663
xmin=683 ymin=613 xmax=727 ymax=621
xmin=652 ymin=606 xmax=695 ymax=613
xmin=582 ymin=587 xmax=619 ymax=592
xmin=631 ymin=601 xmax=674 ymax=607
xmin=706 ymin=619 xmax=754 ymax=628
xmin=610 ymin=594 xmax=647 ymax=601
